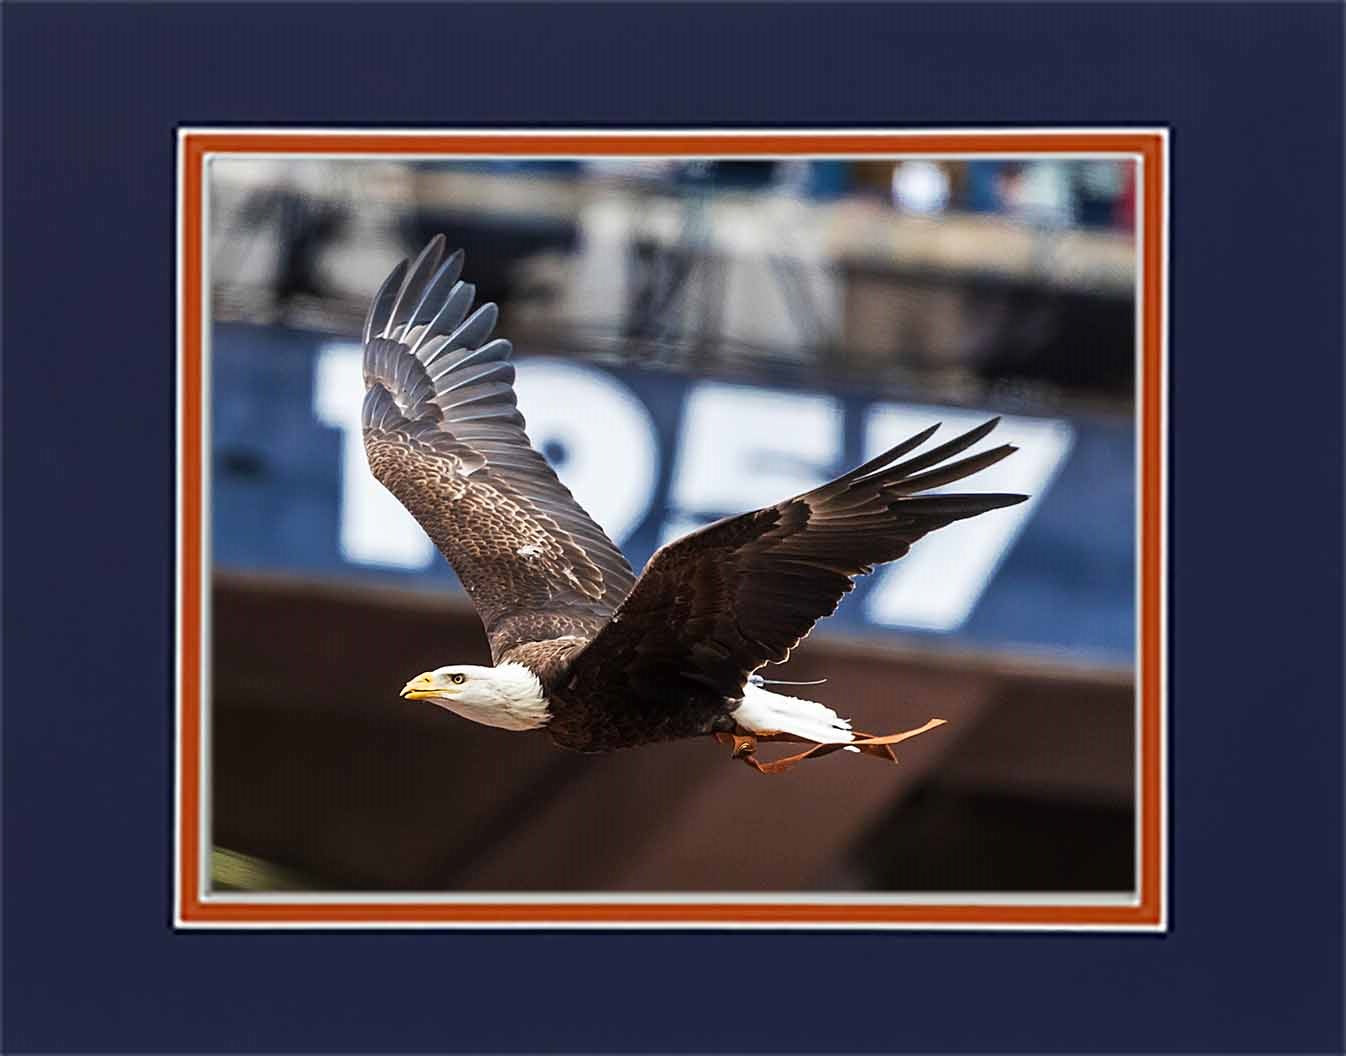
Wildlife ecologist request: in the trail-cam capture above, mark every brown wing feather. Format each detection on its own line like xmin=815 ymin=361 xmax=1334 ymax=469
xmin=361 ymin=236 xmax=636 ymax=658
xmin=567 ymin=418 xmax=1027 ymax=701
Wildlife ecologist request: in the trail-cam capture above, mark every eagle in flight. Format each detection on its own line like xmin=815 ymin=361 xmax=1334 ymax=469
xmin=362 ymin=236 xmax=1027 ymax=772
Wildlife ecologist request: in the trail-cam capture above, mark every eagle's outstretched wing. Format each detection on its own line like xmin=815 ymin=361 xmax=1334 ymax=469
xmin=567 ymin=418 xmax=1026 ymax=701
xmin=361 ymin=236 xmax=636 ymax=659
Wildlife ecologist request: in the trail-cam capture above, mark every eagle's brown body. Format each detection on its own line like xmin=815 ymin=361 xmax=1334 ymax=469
xmin=362 ymin=236 xmax=1029 ymax=762
xmin=499 ymin=638 xmax=732 ymax=752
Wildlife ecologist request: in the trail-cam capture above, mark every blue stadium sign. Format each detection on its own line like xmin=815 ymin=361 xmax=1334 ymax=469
xmin=213 ymin=323 xmax=1135 ymax=663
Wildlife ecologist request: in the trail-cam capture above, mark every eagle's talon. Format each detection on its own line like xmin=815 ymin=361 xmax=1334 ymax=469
xmin=715 ymin=731 xmax=761 ymax=760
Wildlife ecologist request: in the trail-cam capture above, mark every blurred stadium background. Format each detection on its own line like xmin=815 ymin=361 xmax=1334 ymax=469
xmin=208 ymin=156 xmax=1136 ymax=894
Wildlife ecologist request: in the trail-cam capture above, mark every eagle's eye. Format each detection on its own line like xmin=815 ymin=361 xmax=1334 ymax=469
xmin=451 ymin=673 xmax=466 ymax=685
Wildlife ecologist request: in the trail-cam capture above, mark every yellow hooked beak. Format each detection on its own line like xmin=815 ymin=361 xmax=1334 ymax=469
xmin=400 ymin=671 xmax=455 ymax=701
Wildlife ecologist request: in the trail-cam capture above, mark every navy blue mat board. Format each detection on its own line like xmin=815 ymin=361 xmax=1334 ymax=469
xmin=4 ymin=2 xmax=1342 ymax=1052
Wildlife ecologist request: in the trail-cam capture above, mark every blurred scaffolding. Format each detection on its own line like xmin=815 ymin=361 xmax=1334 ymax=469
xmin=207 ymin=157 xmax=1138 ymax=895
xmin=210 ymin=157 xmax=1136 ymax=406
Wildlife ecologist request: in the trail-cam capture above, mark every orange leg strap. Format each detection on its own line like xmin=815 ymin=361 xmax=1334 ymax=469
xmin=716 ymin=718 xmax=947 ymax=774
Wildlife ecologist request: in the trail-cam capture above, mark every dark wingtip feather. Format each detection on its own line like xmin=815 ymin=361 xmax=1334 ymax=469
xmin=881 ymin=416 xmax=1005 ymax=481
xmin=406 ymin=248 xmax=468 ymax=334
xmin=895 ymin=492 xmax=1028 ymax=518
xmin=388 ymin=236 xmax=447 ymax=336
xmin=363 ymin=259 xmax=407 ymax=345
xmin=890 ymin=443 xmax=1019 ymax=494
xmin=833 ymin=422 xmax=941 ymax=490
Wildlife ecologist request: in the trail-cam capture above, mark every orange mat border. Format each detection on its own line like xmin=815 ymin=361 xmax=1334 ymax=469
xmin=178 ymin=129 xmax=1166 ymax=928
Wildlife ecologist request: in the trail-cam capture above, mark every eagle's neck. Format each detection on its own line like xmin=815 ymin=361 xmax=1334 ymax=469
xmin=479 ymin=661 xmax=550 ymax=730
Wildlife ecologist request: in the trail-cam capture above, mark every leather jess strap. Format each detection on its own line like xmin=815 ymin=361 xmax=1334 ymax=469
xmin=715 ymin=717 xmax=948 ymax=774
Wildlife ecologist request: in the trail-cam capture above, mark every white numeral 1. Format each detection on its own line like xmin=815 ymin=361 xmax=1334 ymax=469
xmin=314 ymin=347 xmax=660 ymax=570
xmin=314 ymin=343 xmax=436 ymax=569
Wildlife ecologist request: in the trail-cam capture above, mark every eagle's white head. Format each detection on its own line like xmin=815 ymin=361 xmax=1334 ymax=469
xmin=400 ymin=662 xmax=550 ymax=731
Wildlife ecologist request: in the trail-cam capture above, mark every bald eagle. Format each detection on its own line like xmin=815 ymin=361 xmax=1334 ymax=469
xmin=363 ymin=236 xmax=1027 ymax=772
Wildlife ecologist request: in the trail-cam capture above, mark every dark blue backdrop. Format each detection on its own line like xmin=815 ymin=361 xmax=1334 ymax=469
xmin=4 ymin=3 xmax=1342 ymax=1052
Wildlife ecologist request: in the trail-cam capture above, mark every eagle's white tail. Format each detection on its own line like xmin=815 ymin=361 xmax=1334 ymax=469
xmin=732 ymin=681 xmax=854 ymax=744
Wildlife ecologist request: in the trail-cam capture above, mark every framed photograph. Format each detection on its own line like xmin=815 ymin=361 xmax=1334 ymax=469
xmin=177 ymin=129 xmax=1166 ymax=929
xmin=6 ymin=4 xmax=1341 ymax=1053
